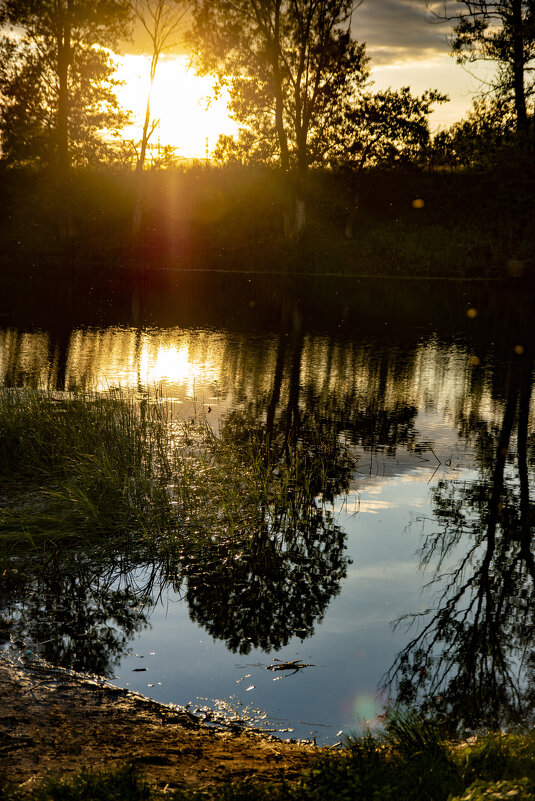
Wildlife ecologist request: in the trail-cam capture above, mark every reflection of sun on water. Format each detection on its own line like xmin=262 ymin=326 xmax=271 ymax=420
xmin=139 ymin=342 xmax=219 ymax=390
xmin=116 ymin=53 xmax=237 ymax=159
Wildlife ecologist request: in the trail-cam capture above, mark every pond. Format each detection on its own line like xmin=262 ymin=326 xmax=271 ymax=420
xmin=1 ymin=272 xmax=534 ymax=744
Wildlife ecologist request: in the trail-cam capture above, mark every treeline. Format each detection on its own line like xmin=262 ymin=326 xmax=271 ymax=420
xmin=0 ymin=1 xmax=534 ymax=276
xmin=1 ymin=1 xmax=533 ymax=175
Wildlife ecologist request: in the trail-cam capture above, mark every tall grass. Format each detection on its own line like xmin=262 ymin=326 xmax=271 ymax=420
xmin=0 ymin=765 xmax=151 ymax=801
xmin=0 ymin=389 xmax=182 ymax=546
xmin=0 ymin=390 xmax=338 ymax=554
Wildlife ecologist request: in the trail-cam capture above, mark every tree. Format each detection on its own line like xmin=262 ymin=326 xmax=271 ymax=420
xmin=341 ymin=87 xmax=448 ymax=171
xmin=1 ymin=545 xmax=155 ymax=676
xmin=132 ymin=0 xmax=190 ymax=173
xmin=340 ymin=86 xmax=447 ymax=238
xmin=431 ymin=96 xmax=518 ymax=166
xmin=130 ymin=0 xmax=190 ymax=236
xmin=0 ymin=0 xmax=132 ymax=171
xmin=191 ymin=0 xmax=368 ymax=240
xmin=429 ymin=0 xmax=535 ymax=143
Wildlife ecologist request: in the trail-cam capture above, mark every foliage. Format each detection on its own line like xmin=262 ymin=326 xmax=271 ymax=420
xmin=0 ymin=0 xmax=132 ymax=168
xmin=337 ymin=86 xmax=448 ymax=170
xmin=431 ymin=96 xmax=519 ymax=166
xmin=429 ymin=0 xmax=535 ymax=140
xmin=459 ymin=731 xmax=535 ymax=786
xmin=215 ymin=84 xmax=447 ymax=171
xmin=0 ymin=764 xmax=151 ymax=801
xmin=191 ymin=0 xmax=369 ymax=173
xmin=449 ymin=778 xmax=535 ymax=800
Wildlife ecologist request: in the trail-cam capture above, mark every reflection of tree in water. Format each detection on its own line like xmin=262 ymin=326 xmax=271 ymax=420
xmin=1 ymin=301 xmax=423 ymax=668
xmin=386 ymin=350 xmax=535 ymax=731
xmin=180 ymin=508 xmax=348 ymax=654
xmin=1 ymin=546 xmax=156 ymax=676
xmin=179 ymin=300 xmax=420 ymax=654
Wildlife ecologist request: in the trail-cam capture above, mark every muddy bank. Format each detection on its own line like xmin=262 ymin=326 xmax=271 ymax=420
xmin=0 ymin=651 xmax=317 ymax=794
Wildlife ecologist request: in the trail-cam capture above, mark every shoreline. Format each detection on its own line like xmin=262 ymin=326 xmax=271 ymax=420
xmin=0 ymin=649 xmax=317 ymax=794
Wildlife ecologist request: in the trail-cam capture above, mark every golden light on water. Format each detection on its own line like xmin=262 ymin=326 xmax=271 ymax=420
xmin=115 ymin=54 xmax=237 ymax=159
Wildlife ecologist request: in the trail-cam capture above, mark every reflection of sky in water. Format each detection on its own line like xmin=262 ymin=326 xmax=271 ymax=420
xmin=115 ymin=457 xmax=470 ymax=744
xmin=0 ymin=322 xmax=529 ymax=742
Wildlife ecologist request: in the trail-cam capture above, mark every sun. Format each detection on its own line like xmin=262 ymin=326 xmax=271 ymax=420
xmin=115 ymin=53 xmax=237 ymax=160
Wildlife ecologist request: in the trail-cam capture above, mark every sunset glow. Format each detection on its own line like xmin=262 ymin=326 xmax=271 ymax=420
xmin=115 ymin=53 xmax=237 ymax=159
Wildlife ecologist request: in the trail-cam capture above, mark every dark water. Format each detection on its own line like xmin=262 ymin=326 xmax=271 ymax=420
xmin=2 ymin=273 xmax=535 ymax=742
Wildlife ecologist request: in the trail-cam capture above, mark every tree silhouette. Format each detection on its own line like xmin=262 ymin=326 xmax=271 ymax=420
xmin=429 ymin=0 xmax=535 ymax=143
xmin=431 ymin=96 xmax=518 ymax=167
xmin=341 ymin=87 xmax=447 ymax=238
xmin=176 ymin=300 xmax=422 ymax=653
xmin=0 ymin=0 xmax=132 ymax=170
xmin=191 ymin=0 xmax=368 ymax=240
xmin=1 ymin=546 xmax=156 ymax=675
xmin=131 ymin=0 xmax=190 ymax=235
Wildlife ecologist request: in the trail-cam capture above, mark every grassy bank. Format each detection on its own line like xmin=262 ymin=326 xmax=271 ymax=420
xmin=1 ymin=163 xmax=534 ymax=280
xmin=0 ymin=389 xmax=338 ymax=554
xmin=2 ymin=712 xmax=535 ymax=800
xmin=0 ymin=389 xmax=176 ymax=548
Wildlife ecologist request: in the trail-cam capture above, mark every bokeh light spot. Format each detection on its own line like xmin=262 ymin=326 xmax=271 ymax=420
xmin=514 ymin=344 xmax=524 ymax=355
xmin=412 ymin=198 xmax=425 ymax=209
xmin=467 ymin=308 xmax=478 ymax=319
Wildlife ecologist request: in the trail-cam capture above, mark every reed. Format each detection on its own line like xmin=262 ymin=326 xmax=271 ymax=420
xmin=0 ymin=390 xmax=339 ymax=555
xmin=0 ymin=389 xmax=180 ymax=546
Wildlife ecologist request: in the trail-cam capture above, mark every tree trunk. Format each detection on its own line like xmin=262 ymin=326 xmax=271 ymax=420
xmin=487 ymin=369 xmax=519 ymax=546
xmin=517 ymin=353 xmax=533 ymax=537
xmin=273 ymin=65 xmax=290 ymax=173
xmin=133 ymin=49 xmax=159 ymax=239
xmin=137 ymin=94 xmax=153 ymax=174
xmin=283 ymin=186 xmax=306 ymax=243
xmin=511 ymin=0 xmax=529 ymax=143
xmin=55 ymin=1 xmax=73 ymax=250
xmin=132 ymin=92 xmax=153 ymax=237
xmin=57 ymin=0 xmax=71 ymax=174
xmin=283 ymin=159 xmax=307 ymax=243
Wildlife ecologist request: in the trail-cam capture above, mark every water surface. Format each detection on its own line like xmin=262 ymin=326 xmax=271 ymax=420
xmin=2 ymin=274 xmax=534 ymax=742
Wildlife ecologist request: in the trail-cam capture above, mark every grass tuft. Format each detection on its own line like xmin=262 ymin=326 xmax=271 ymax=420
xmin=0 ymin=390 xmax=177 ymax=546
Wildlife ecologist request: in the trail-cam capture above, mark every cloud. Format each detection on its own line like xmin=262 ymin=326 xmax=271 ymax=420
xmin=353 ymin=0 xmax=452 ymax=65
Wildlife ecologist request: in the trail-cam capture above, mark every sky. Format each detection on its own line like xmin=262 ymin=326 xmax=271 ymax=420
xmin=356 ymin=0 xmax=490 ymax=126
xmin=119 ymin=1 xmax=492 ymax=158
